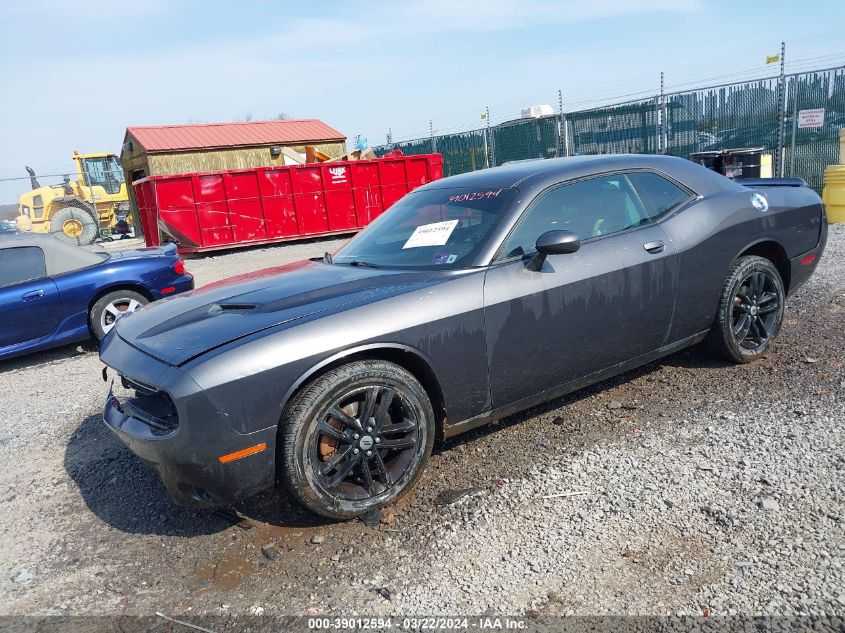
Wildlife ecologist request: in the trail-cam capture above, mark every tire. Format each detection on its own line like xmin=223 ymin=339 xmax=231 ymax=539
xmin=707 ymin=255 xmax=785 ymax=364
xmin=89 ymin=290 xmax=149 ymax=340
xmin=50 ymin=206 xmax=98 ymax=246
xmin=280 ymin=360 xmax=435 ymax=520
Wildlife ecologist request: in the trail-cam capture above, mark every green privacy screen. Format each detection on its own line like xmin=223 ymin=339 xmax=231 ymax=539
xmin=375 ymin=67 xmax=844 ymax=191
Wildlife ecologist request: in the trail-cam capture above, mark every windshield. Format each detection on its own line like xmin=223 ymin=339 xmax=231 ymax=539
xmin=332 ymin=187 xmax=516 ymax=269
xmin=82 ymin=155 xmax=125 ymax=194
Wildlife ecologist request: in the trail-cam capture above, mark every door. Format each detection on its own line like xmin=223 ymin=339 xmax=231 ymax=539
xmin=0 ymin=246 xmax=62 ymax=349
xmin=483 ymin=173 xmax=678 ymax=409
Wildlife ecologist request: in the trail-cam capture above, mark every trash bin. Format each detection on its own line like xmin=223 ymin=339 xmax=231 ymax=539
xmin=823 ymin=164 xmax=845 ymax=224
xmin=690 ymin=147 xmax=765 ymax=181
xmin=723 ymin=147 xmax=764 ymax=180
xmin=690 ymin=150 xmax=723 ymax=173
xmin=133 ymin=153 xmax=444 ymax=253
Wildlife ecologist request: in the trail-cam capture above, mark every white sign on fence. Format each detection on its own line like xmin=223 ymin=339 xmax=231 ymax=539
xmin=797 ymin=108 xmax=825 ymax=129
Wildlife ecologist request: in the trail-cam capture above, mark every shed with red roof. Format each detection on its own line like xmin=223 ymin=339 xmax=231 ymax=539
xmin=121 ymin=119 xmax=346 ymax=181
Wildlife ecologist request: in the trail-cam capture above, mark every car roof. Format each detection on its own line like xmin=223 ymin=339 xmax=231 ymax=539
xmin=416 ymin=153 xmax=731 ymax=195
xmin=0 ymin=233 xmax=107 ymax=276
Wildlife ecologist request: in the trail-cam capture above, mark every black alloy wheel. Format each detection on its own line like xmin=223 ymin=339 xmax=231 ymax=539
xmin=281 ymin=360 xmax=434 ymax=519
xmin=731 ymin=270 xmax=780 ymax=350
xmin=312 ymin=385 xmax=422 ymax=501
xmin=707 ymin=255 xmax=785 ymax=364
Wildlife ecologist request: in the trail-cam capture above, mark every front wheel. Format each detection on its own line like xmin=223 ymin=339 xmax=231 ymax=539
xmin=707 ymin=255 xmax=785 ymax=363
xmin=50 ymin=206 xmax=98 ymax=245
xmin=90 ymin=290 xmax=149 ymax=340
xmin=280 ymin=360 xmax=435 ymax=520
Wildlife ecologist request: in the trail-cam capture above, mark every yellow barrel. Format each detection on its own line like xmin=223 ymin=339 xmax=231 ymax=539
xmin=823 ymin=164 xmax=845 ymax=224
xmin=840 ymin=128 xmax=845 ymax=164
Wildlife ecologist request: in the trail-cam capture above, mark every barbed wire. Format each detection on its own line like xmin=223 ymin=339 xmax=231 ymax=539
xmin=387 ymin=61 xmax=845 ymax=144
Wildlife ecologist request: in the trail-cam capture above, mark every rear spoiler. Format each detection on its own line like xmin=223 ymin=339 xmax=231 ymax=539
xmin=737 ymin=177 xmax=807 ymax=188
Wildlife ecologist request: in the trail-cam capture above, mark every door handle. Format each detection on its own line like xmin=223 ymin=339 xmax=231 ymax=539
xmin=643 ymin=240 xmax=665 ymax=254
xmin=22 ymin=289 xmax=45 ymax=302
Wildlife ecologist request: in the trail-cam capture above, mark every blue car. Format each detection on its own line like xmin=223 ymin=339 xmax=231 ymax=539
xmin=0 ymin=234 xmax=194 ymax=360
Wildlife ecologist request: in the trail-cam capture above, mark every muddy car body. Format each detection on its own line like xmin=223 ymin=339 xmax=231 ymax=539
xmin=100 ymin=155 xmax=827 ymax=519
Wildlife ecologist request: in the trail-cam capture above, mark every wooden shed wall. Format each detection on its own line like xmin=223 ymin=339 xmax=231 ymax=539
xmin=144 ymin=142 xmax=345 ymax=175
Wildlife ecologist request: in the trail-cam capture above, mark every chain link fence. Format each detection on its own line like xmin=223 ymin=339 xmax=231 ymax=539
xmin=375 ymin=66 xmax=845 ymax=192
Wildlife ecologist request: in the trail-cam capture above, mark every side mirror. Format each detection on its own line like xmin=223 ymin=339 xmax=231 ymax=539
xmin=525 ymin=230 xmax=580 ymax=271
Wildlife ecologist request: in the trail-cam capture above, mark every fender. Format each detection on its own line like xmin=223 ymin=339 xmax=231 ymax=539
xmin=728 ymin=237 xmax=790 ymax=288
xmin=730 ymin=236 xmax=788 ymax=264
xmin=278 ymin=342 xmax=442 ymax=414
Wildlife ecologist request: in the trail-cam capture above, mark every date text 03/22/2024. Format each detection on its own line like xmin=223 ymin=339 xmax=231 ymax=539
xmin=307 ymin=616 xmax=527 ymax=630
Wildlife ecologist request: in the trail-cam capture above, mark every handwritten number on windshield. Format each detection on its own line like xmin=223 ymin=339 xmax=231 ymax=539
xmin=447 ymin=189 xmax=503 ymax=204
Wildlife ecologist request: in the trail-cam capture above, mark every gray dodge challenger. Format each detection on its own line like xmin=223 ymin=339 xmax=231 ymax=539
xmin=100 ymin=155 xmax=827 ymax=519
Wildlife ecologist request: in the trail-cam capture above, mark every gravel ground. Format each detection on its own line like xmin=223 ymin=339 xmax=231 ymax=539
xmin=0 ymin=226 xmax=842 ymax=621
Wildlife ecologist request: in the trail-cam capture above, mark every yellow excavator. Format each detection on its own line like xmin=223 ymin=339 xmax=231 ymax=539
xmin=17 ymin=151 xmax=132 ymax=245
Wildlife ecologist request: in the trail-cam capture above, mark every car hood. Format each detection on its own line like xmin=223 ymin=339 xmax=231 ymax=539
xmin=114 ymin=259 xmax=437 ymax=366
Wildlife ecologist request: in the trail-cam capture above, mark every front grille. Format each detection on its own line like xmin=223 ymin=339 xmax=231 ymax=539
xmin=113 ymin=375 xmax=179 ymax=436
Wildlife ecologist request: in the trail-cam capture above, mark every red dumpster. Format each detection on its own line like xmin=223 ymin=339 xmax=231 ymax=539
xmin=134 ymin=153 xmax=443 ymax=254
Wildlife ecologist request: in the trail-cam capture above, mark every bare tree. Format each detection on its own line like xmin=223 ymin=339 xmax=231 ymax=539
xmin=276 ymin=112 xmax=290 ymax=120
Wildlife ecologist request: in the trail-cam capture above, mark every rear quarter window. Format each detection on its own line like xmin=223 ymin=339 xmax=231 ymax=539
xmin=627 ymin=172 xmax=693 ymax=220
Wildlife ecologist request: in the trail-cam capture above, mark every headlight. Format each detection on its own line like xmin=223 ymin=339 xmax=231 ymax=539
xmin=112 ymin=374 xmax=179 ymax=436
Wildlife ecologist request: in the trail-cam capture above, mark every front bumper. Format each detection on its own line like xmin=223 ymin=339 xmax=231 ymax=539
xmin=100 ymin=335 xmax=276 ymax=508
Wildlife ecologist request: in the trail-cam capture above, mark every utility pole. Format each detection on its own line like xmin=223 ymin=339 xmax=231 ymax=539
xmin=556 ymin=89 xmax=564 ymax=158
xmin=660 ymin=71 xmax=669 ymax=154
xmin=430 ymin=120 xmax=436 ymax=154
xmin=386 ymin=127 xmax=392 ymax=145
xmin=483 ymin=106 xmax=491 ymax=168
xmin=789 ymin=75 xmax=799 ymax=176
xmin=775 ymin=41 xmax=786 ymax=176
xmin=656 ymin=71 xmax=665 ymax=154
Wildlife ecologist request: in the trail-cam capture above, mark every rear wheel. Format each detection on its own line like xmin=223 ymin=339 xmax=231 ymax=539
xmin=707 ymin=255 xmax=785 ymax=363
xmin=90 ymin=290 xmax=149 ymax=340
xmin=280 ymin=360 xmax=435 ymax=520
xmin=50 ymin=206 xmax=98 ymax=245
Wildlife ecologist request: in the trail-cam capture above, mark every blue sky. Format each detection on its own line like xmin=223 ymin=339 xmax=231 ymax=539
xmin=1 ymin=0 xmax=843 ymax=203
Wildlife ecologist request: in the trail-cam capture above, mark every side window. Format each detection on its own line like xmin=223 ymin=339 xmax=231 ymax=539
xmin=626 ymin=172 xmax=692 ymax=220
xmin=32 ymin=195 xmax=44 ymax=219
xmin=498 ymin=174 xmax=649 ymax=259
xmin=0 ymin=247 xmax=47 ymax=287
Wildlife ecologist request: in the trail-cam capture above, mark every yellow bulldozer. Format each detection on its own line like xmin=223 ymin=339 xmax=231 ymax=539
xmin=17 ymin=151 xmax=132 ymax=245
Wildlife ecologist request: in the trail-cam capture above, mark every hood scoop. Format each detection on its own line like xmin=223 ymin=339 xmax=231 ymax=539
xmin=209 ymin=303 xmax=258 ymax=315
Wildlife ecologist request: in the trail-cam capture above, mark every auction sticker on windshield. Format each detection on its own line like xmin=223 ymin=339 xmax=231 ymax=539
xmin=403 ymin=219 xmax=459 ymax=249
